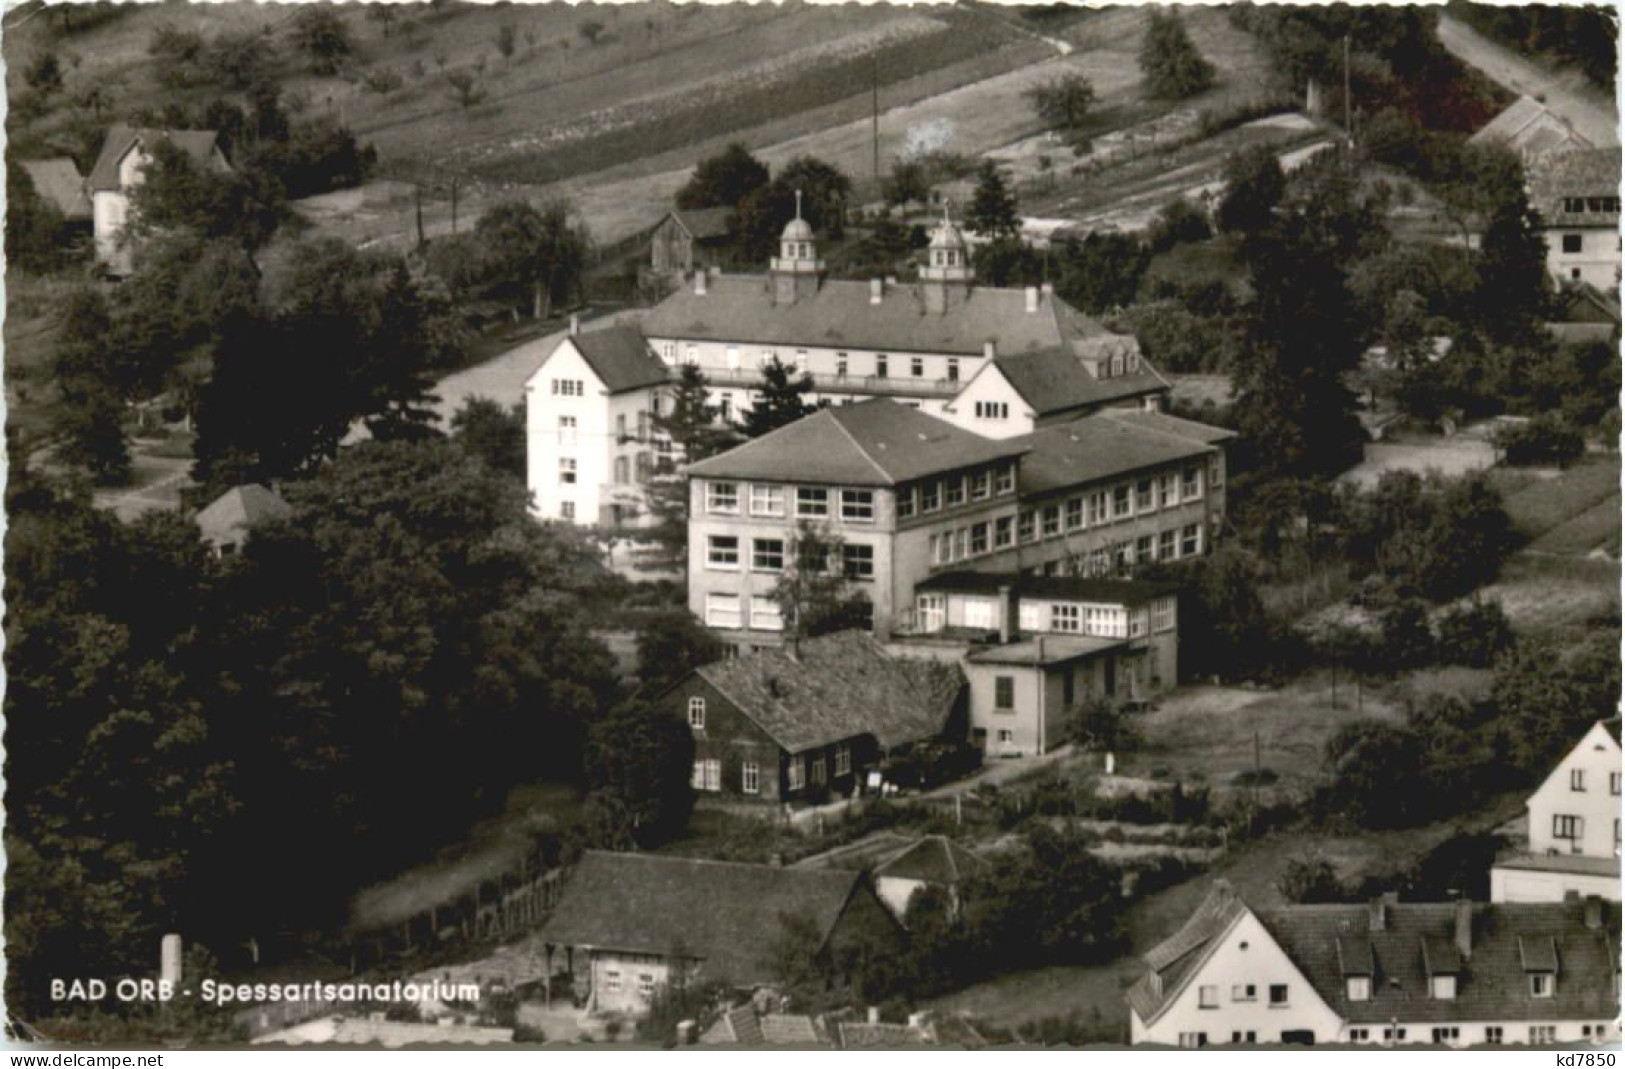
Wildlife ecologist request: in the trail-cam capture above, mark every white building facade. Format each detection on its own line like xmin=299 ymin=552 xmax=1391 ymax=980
xmin=1492 ymin=720 xmax=1621 ymax=903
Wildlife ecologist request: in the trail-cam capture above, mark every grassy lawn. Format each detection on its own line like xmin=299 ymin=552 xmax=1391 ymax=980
xmin=1476 ymin=553 xmax=1620 ymax=639
xmin=1490 ymin=454 xmax=1620 ymax=545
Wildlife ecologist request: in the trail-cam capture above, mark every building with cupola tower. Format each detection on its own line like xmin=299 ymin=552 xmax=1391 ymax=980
xmin=770 ymin=192 xmax=824 ymax=306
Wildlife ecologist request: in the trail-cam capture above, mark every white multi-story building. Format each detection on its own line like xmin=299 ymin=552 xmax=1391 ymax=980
xmin=1527 ymin=148 xmax=1621 ymax=291
xmin=523 ymin=322 xmax=672 ymax=527
xmin=87 ymin=125 xmax=231 ymax=276
xmin=1130 ymin=881 xmax=1620 ymax=1048
xmin=1492 ymin=720 xmax=1621 ymax=903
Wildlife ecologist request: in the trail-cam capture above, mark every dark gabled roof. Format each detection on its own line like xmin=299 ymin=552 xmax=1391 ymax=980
xmin=872 ymin=835 xmax=989 ymax=885
xmin=989 ymin=346 xmax=1168 ymax=415
xmin=914 ymin=570 xmax=1178 ymax=606
xmin=965 ymin=634 xmax=1123 ymax=667
xmin=1014 ymin=410 xmax=1228 ymax=496
xmin=1256 ymin=898 xmax=1620 ymax=1025
xmin=551 ymin=326 xmax=670 ymax=394
xmin=1470 ymin=96 xmax=1591 ymax=157
xmin=18 ymin=158 xmax=90 ymax=219
xmin=696 ymin=630 xmax=964 ymax=754
xmin=537 ymin=851 xmax=868 ymax=987
xmin=685 ymin=399 xmax=1026 ymax=487
xmin=87 ymin=124 xmax=226 ymax=192
xmin=641 ymin=273 xmax=1121 ymax=357
xmin=1553 ymin=282 xmax=1622 ymax=325
xmin=668 ymin=207 xmax=735 ymax=242
xmin=1528 ymin=147 xmax=1621 ymax=227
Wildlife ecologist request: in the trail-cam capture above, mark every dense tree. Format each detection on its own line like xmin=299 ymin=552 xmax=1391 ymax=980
xmin=646 ymin=365 xmax=740 ymax=564
xmin=676 ymin=142 xmax=770 ymax=211
xmin=47 ymin=288 xmax=132 ymax=485
xmin=729 ymin=156 xmax=852 ymax=260
xmin=740 ymin=357 xmax=815 ymax=439
xmin=1067 ymin=695 xmax=1135 ymax=752
xmin=973 ymin=236 xmax=1046 ymax=287
xmin=6 ymin=161 xmax=72 ymax=274
xmin=959 ymin=824 xmax=1125 ymax=969
xmin=634 ymin=610 xmax=724 ymax=696
xmin=1055 ymin=231 xmax=1150 ymax=313
xmin=884 ymin=158 xmax=930 ymax=207
xmin=1475 ymin=188 xmax=1552 ymax=344
xmin=125 ymin=139 xmax=287 ymax=254
xmin=1321 ymin=719 xmax=1431 ymax=828
xmin=1215 ymin=145 xmax=1286 ymax=235
xmin=473 ymin=200 xmax=590 ymax=320
xmin=966 ymin=160 xmax=1020 ymax=239
xmin=1492 ymin=630 xmax=1621 ymax=772
xmin=583 ymin=700 xmax=696 ymax=848
xmin=1434 ymin=599 xmax=1514 ymax=668
xmin=1139 ymin=9 xmax=1216 ymax=99
xmin=450 ymin=397 xmax=526 ymax=480
xmin=1145 ymin=197 xmax=1212 ymax=253
xmin=773 ymin=521 xmax=869 ymax=644
xmin=1342 ymin=471 xmax=1512 ymax=601
xmin=1277 ymin=852 xmax=1346 ymax=903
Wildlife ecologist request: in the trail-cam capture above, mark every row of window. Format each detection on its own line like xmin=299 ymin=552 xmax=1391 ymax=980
xmin=1561 ymin=196 xmax=1621 ymax=214
xmin=599 ymin=968 xmax=657 ymax=999
xmin=785 ymin=746 xmax=852 ymax=791
xmin=896 ymin=465 xmax=1019 ymax=520
xmin=1551 ymin=813 xmax=1623 ymax=851
xmin=661 ymin=342 xmax=966 ymax=384
xmin=705 ymin=537 xmax=874 ymax=580
xmin=1185 ymin=1024 xmax=1595 ymax=1047
xmin=704 ymin=593 xmax=783 ymax=631
xmin=550 ymin=378 xmax=584 ymax=397
xmin=706 ymin=482 xmax=875 ymax=522
xmin=692 ymin=757 xmax=761 ymax=794
xmin=1197 ymin=983 xmax=1289 ymax=1009
xmin=1568 ymin=769 xmax=1622 ymax=794
xmin=930 ymin=518 xmax=1204 ymax=571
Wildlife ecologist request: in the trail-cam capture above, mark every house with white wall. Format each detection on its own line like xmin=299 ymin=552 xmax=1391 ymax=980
xmin=1527 ymin=148 xmax=1621 ymax=291
xmin=87 ymin=125 xmax=231 ymax=276
xmin=524 ymin=322 xmax=672 ymax=528
xmin=1492 ymin=720 xmax=1621 ymax=903
xmin=1130 ymin=882 xmax=1620 ymax=1048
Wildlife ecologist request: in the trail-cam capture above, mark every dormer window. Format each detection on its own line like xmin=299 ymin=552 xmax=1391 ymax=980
xmin=1520 ymin=935 xmax=1559 ymax=997
xmin=1347 ymin=976 xmax=1371 ymax=1002
xmin=1531 ymin=972 xmax=1554 ymax=998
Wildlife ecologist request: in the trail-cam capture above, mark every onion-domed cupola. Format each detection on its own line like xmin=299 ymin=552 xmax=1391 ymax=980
xmin=770 ymin=190 xmax=824 ymax=306
xmin=921 ymin=203 xmax=974 ymax=314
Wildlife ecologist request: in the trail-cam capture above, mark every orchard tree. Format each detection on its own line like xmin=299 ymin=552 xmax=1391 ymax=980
xmin=634 ymin=610 xmax=724 ymax=696
xmin=884 ymin=158 xmax=930 ymax=207
xmin=290 ymin=7 xmax=353 ymax=75
xmin=1139 ymin=9 xmax=1215 ymax=99
xmin=740 ymin=357 xmax=815 ymax=438
xmin=583 ymin=699 xmax=696 ymax=847
xmin=1475 ymin=188 xmax=1552 ymax=344
xmin=450 ymin=397 xmax=526 ymax=480
xmin=1216 ymin=145 xmax=1286 ymax=236
xmin=1024 ymin=73 xmax=1096 ymax=152
xmin=473 ymin=200 xmax=590 ymax=320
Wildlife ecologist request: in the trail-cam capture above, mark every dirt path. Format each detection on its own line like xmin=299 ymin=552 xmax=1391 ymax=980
xmin=1436 ymin=15 xmax=1619 ymax=148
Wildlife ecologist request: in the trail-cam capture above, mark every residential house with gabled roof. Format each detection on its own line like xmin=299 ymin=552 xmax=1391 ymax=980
xmin=647 ymin=207 xmax=735 ymax=278
xmin=639 ymin=208 xmax=1167 ymax=420
xmin=1130 ymin=881 xmax=1621 ymax=1048
xmin=534 ymin=850 xmax=904 ymax=1017
xmin=939 ymin=341 xmax=1169 ymax=439
xmin=88 ymin=124 xmax=231 ymax=276
xmin=17 ymin=157 xmax=92 ymax=233
xmin=666 ymin=630 xmax=965 ymax=802
xmin=1492 ymin=720 xmax=1621 ymax=904
xmin=683 ymin=398 xmax=1228 ymax=650
xmin=1527 ymin=148 xmax=1622 ymax=290
xmin=524 ymin=320 xmax=675 ymax=527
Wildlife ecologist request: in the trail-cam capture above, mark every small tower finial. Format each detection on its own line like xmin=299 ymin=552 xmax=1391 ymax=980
xmin=942 ymin=200 xmax=952 ymax=225
xmin=795 ymin=188 xmax=804 ymax=221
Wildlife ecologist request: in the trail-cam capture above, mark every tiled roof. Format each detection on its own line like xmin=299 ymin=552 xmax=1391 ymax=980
xmin=1258 ymin=898 xmax=1620 ymax=1025
xmin=669 ymin=207 xmax=735 ymax=242
xmin=914 ymin=570 xmax=1178 ymax=605
xmin=990 ymin=346 xmax=1168 ymax=415
xmin=1014 ymin=412 xmax=1226 ymax=496
xmin=1128 ymin=880 xmax=1248 ymax=1023
xmin=685 ymin=398 xmax=1026 ymax=487
xmin=18 ymin=158 xmax=90 ymax=219
xmin=1528 ymin=147 xmax=1621 ymax=227
xmin=641 ymin=273 xmax=1120 ymax=357
xmin=88 ymin=124 xmax=226 ymax=192
xmin=873 ymin=835 xmax=989 ymax=885
xmin=760 ymin=1014 xmax=826 ymax=1045
xmin=1470 ymin=96 xmax=1591 ymax=157
xmin=965 ymin=634 xmax=1123 ymax=667
xmin=551 ymin=326 xmax=670 ymax=394
xmin=196 ymin=484 xmax=292 ymax=542
xmin=537 ymin=851 xmax=868 ymax=987
xmin=697 ymin=631 xmax=964 ymax=753
xmin=1553 ymin=282 xmax=1621 ymax=325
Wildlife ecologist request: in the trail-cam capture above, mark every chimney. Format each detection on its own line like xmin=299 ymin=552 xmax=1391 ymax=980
xmin=695 ymin=270 xmax=707 ymax=296
xmin=983 ymin=340 xmax=996 ymax=360
xmin=1041 ymin=281 xmax=1055 ymax=296
xmin=867 ymin=1006 xmax=881 ymax=1025
xmin=997 ymin=585 xmax=1014 ymax=644
xmin=1585 ymin=895 xmax=1604 ymax=930
xmin=1367 ymin=896 xmax=1387 ymax=932
xmin=1025 ymin=285 xmax=1039 ymax=313
xmin=870 ymin=277 xmax=884 ymax=305
xmin=1037 ymin=635 xmax=1046 ymax=662
xmin=568 ymin=313 xmax=580 ymax=336
xmin=1454 ymin=899 xmax=1473 ymax=960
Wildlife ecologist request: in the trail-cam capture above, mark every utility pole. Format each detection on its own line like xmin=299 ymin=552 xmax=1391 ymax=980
xmin=451 ymin=178 xmax=459 ymax=234
xmin=1343 ymin=34 xmax=1353 ymax=145
xmin=871 ymin=53 xmax=881 ymax=181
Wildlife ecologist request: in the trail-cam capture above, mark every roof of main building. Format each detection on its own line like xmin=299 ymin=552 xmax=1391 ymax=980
xmin=545 ymin=325 xmax=671 ymax=394
xmin=88 ymin=125 xmax=226 ymax=192
xmin=685 ymin=398 xmax=1026 ymax=487
xmin=1528 ymin=147 xmax=1621 ymax=228
xmin=990 ymin=345 xmax=1169 ymax=414
xmin=1016 ymin=409 xmax=1234 ymax=496
xmin=640 ymin=273 xmax=1122 ymax=357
